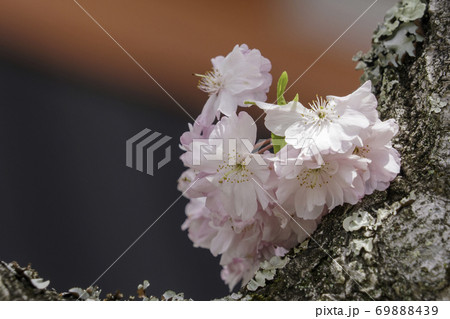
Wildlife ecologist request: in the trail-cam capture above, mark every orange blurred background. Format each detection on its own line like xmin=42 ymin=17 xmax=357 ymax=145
xmin=0 ymin=0 xmax=397 ymax=122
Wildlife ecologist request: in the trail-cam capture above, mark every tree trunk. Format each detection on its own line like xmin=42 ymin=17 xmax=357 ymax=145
xmin=0 ymin=0 xmax=448 ymax=301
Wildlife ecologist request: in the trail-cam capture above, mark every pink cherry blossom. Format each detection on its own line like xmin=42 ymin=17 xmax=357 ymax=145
xmin=216 ymin=204 xmax=320 ymax=290
xmin=221 ymin=258 xmax=259 ymax=292
xmin=180 ymin=111 xmax=271 ymax=220
xmin=180 ymin=120 xmax=214 ymax=152
xmin=182 ymin=188 xmax=322 ymax=290
xmin=353 ymin=119 xmax=401 ymax=195
xmin=178 ymin=49 xmax=402 ymax=291
xmin=274 ymin=148 xmax=369 ymax=220
xmin=196 ymin=44 xmax=272 ymax=126
xmin=181 ymin=198 xmax=217 ymax=249
xmin=256 ymin=81 xmax=378 ymax=153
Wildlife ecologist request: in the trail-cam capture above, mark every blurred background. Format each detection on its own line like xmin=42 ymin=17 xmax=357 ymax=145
xmin=0 ymin=0 xmax=397 ymax=300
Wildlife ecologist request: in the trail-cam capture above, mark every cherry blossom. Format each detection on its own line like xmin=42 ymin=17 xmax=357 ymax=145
xmin=181 ymin=198 xmax=217 ymax=249
xmin=177 ymin=46 xmax=401 ymax=291
xmin=198 ymin=201 xmax=319 ymax=290
xmin=196 ymin=44 xmax=272 ymax=126
xmin=256 ymin=81 xmax=378 ymax=153
xmin=221 ymin=258 xmax=258 ymax=292
xmin=274 ymin=149 xmax=369 ymax=220
xmin=180 ymin=111 xmax=271 ymax=220
xmin=180 ymin=120 xmax=214 ymax=152
xmin=353 ymin=119 xmax=401 ymax=195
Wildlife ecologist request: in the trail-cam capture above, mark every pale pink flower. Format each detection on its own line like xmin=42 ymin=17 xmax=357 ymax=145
xmin=353 ymin=119 xmax=401 ymax=195
xmin=274 ymin=149 xmax=369 ymax=220
xmin=181 ymin=173 xmax=323 ymax=291
xmin=179 ymin=53 xmax=402 ymax=292
xmin=221 ymin=258 xmax=259 ymax=292
xmin=180 ymin=121 xmax=214 ymax=152
xmin=269 ymin=205 xmax=322 ymax=247
xmin=180 ymin=112 xmax=271 ymax=220
xmin=215 ymin=215 xmax=278 ymax=290
xmin=256 ymin=81 xmax=378 ymax=153
xmin=218 ymin=205 xmax=319 ymax=290
xmin=177 ymin=169 xmax=197 ymax=194
xmin=214 ymin=218 xmax=261 ymax=261
xmin=206 ymin=205 xmax=275 ymax=261
xmin=196 ymin=44 xmax=272 ymax=126
xmin=181 ymin=200 xmax=276 ymax=290
xmin=177 ymin=167 xmax=222 ymax=199
xmin=181 ymin=198 xmax=217 ymax=249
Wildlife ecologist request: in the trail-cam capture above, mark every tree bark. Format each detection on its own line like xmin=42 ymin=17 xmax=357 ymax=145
xmin=0 ymin=262 xmax=64 ymax=301
xmin=0 ymin=0 xmax=448 ymax=301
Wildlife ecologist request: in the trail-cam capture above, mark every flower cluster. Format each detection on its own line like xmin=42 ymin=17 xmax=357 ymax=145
xmin=178 ymin=44 xmax=400 ymax=291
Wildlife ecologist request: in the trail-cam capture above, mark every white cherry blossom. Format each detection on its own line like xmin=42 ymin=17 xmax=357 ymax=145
xmin=178 ymin=48 xmax=401 ymax=291
xmin=353 ymin=119 xmax=401 ymax=195
xmin=274 ymin=149 xmax=369 ymax=220
xmin=196 ymin=44 xmax=272 ymax=126
xmin=256 ymin=81 xmax=378 ymax=153
xmin=181 ymin=112 xmax=271 ymax=220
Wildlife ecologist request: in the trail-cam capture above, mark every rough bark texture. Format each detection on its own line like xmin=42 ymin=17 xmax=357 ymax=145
xmin=0 ymin=262 xmax=64 ymax=301
xmin=0 ymin=0 xmax=448 ymax=301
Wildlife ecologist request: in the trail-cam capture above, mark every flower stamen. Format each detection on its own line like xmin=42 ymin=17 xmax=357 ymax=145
xmin=303 ymin=95 xmax=339 ymax=126
xmin=296 ymin=163 xmax=332 ymax=189
xmin=196 ymin=69 xmax=223 ymax=95
xmin=353 ymin=145 xmax=370 ymax=157
xmin=217 ymin=154 xmax=253 ymax=184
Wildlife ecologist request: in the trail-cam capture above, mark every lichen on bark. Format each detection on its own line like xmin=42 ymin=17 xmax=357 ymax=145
xmin=238 ymin=0 xmax=449 ymax=301
xmin=0 ymin=262 xmax=64 ymax=301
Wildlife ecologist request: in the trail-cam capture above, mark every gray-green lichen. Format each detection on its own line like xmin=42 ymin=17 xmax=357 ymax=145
xmin=349 ymin=238 xmax=373 ymax=255
xmin=353 ymin=0 xmax=426 ymax=86
xmin=1 ymin=261 xmax=50 ymax=291
xmin=215 ymin=292 xmax=252 ymax=301
xmin=343 ymin=192 xmax=416 ymax=234
xmin=135 ymin=280 xmax=191 ymax=301
xmin=64 ymin=280 xmax=193 ymax=301
xmin=343 ymin=210 xmax=374 ymax=232
xmin=0 ymin=261 xmax=62 ymax=301
xmin=428 ymin=93 xmax=448 ymax=113
xmin=65 ymin=286 xmax=102 ymax=301
xmin=0 ymin=260 xmax=194 ymax=301
xmin=246 ymin=256 xmax=290 ymax=291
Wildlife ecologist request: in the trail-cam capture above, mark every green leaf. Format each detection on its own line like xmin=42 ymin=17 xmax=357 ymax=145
xmin=271 ymin=72 xmax=290 ymax=153
xmin=271 ymin=133 xmax=287 ymax=154
xmin=276 ymin=71 xmax=288 ymax=105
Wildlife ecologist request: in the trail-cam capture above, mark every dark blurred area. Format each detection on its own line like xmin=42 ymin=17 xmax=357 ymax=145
xmin=0 ymin=0 xmax=397 ymax=300
xmin=0 ymin=56 xmax=229 ymax=299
